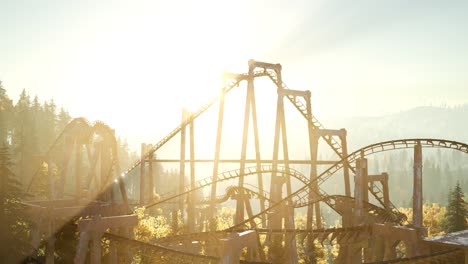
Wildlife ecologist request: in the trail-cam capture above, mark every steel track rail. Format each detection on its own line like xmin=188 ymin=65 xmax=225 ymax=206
xmin=121 ymin=70 xmax=271 ymax=177
xmin=144 ymin=165 xmax=308 ymax=209
xmin=228 ymin=138 xmax=468 ymax=231
xmin=153 ymin=225 xmax=370 ymax=244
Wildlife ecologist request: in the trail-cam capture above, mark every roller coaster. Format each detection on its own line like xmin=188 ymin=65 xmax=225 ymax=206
xmin=23 ymin=60 xmax=467 ymax=263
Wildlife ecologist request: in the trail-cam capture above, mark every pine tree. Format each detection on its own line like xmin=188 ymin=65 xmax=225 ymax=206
xmin=443 ymin=181 xmax=468 ymax=233
xmin=0 ymin=81 xmax=14 ymax=144
xmin=31 ymin=96 xmax=42 ymax=153
xmin=13 ymin=89 xmax=35 ymax=184
xmin=0 ymin=144 xmax=31 ymax=262
xmin=56 ymin=106 xmax=71 ymax=133
xmin=41 ymin=100 xmax=57 ymax=151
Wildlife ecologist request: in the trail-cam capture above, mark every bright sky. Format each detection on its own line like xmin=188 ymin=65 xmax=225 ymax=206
xmin=1 ymin=0 xmax=468 ymax=150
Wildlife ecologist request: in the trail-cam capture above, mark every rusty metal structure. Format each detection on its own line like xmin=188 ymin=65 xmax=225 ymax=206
xmin=23 ymin=60 xmax=468 ymax=263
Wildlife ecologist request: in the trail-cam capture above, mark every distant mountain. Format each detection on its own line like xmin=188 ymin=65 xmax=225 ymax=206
xmin=326 ymin=105 xmax=468 ymax=151
xmin=316 ymin=105 xmax=468 ymax=208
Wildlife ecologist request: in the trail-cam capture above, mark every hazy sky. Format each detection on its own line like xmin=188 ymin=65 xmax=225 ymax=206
xmin=1 ymin=0 xmax=468 ymax=149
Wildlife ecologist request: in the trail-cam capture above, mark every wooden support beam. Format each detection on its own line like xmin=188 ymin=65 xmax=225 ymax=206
xmin=148 ymin=145 xmax=154 ymax=203
xmin=367 ymin=174 xmax=388 ymax=182
xmin=210 ymin=85 xmax=226 ymax=230
xmin=47 ymin=157 xmax=55 ymax=200
xmin=340 ymin=129 xmax=351 ymax=198
xmin=316 ymin=128 xmax=346 ymax=138
xmin=140 ymin=143 xmax=146 ymax=205
xmin=180 ymin=109 xmax=187 ymax=220
xmin=75 ymin=141 xmax=82 ymax=198
xmin=217 ymin=231 xmax=258 ymax=264
xmin=249 ymin=77 xmax=266 ymax=228
xmin=45 ymin=220 xmax=56 ymax=264
xmin=354 ymin=158 xmax=368 ymax=224
xmin=277 ymin=88 xmax=310 ymax=97
xmin=188 ymin=117 xmax=195 ymax=232
xmin=75 ymin=215 xmax=138 ymax=264
xmin=236 ymin=65 xmax=254 ymax=225
xmin=151 ymin=159 xmax=339 ymax=165
xmin=306 ymin=92 xmax=322 ymax=230
xmin=413 ymin=142 xmax=423 ymax=228
xmin=249 ymin=59 xmax=282 ymax=71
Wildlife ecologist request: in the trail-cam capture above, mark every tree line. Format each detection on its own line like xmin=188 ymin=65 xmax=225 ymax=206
xmin=0 ymin=81 xmax=72 ymax=187
xmin=0 ymin=81 xmax=138 ymax=262
xmin=0 ymin=80 xmax=466 ymax=262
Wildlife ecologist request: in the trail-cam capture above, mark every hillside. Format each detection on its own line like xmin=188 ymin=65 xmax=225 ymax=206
xmin=328 ymin=105 xmax=468 ymax=151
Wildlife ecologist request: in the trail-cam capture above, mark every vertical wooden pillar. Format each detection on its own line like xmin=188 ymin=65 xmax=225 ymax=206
xmin=413 ymin=142 xmax=423 ymax=228
xmin=382 ymin=173 xmax=390 ymax=209
xmin=108 ymin=228 xmax=117 ymax=264
xmin=369 ymin=236 xmax=385 ymax=262
xmin=46 ymin=237 xmax=56 ymax=264
xmin=99 ymin=142 xmax=106 ymax=198
xmin=139 ymin=143 xmax=146 ymax=205
xmin=305 ymin=91 xmax=322 ymax=230
xmin=75 ymin=141 xmax=82 ymax=198
xmin=340 ymin=129 xmax=350 ymax=197
xmin=188 ymin=116 xmax=196 ymax=232
xmin=122 ymin=227 xmax=133 ymax=263
xmin=354 ymin=157 xmax=368 ymax=223
xmin=45 ymin=218 xmax=55 ymax=264
xmin=114 ymin=148 xmax=129 ymax=210
xmin=172 ymin=209 xmax=179 ymax=232
xmin=30 ymin=224 xmax=41 ymax=259
xmin=236 ymin=64 xmax=254 ymax=225
xmin=87 ymin=143 xmax=100 ymax=193
xmin=270 ymin=91 xmax=284 ymax=230
xmin=464 ymin=248 xmax=468 ymax=264
xmin=340 ymin=129 xmax=352 ymax=228
xmin=249 ymin=77 xmax=266 ymax=228
xmin=100 ymin=141 xmax=112 ymax=202
xmin=58 ymin=137 xmax=73 ymax=198
xmin=279 ymin=93 xmax=291 ymax=200
xmin=210 ymin=86 xmax=226 ymax=230
xmin=269 ymin=66 xmax=298 ymax=263
xmin=383 ymin=240 xmax=397 ymax=261
xmin=85 ymin=144 xmax=94 ymax=192
xmin=48 ymin=157 xmax=55 ymax=200
xmin=74 ymin=231 xmax=90 ymax=264
xmin=284 ymin=206 xmax=298 ymax=264
xmin=180 ymin=109 xmax=187 ymax=220
xmin=244 ymin=199 xmax=266 ymax=261
xmin=277 ymin=89 xmax=298 ymax=264
xmin=90 ymin=231 xmax=102 ymax=264
xmin=363 ymin=158 xmax=369 ymax=203
xmin=148 ymin=145 xmax=153 ymax=203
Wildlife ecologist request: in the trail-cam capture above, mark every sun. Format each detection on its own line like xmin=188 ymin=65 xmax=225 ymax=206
xmin=61 ymin=1 xmax=274 ymax=149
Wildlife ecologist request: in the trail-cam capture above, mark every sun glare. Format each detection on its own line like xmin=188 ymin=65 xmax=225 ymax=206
xmin=64 ymin=2 xmax=254 ymax=139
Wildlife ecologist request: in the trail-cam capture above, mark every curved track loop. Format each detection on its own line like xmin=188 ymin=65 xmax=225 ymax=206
xmin=153 ymin=225 xmax=370 ymax=246
xmin=27 ymin=117 xmax=92 ymax=192
xmin=228 ymin=138 xmax=468 ymax=231
xmin=146 ymin=164 xmax=403 ymax=224
xmin=196 ymin=184 xmax=404 ymax=224
xmin=144 ymin=165 xmax=308 ymax=209
xmin=196 ymin=185 xmax=270 ymax=205
xmin=27 ymin=117 xmax=126 ymax=204
xmin=319 ymin=195 xmax=406 ymax=224
xmin=316 ymin=139 xmax=468 ymax=191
